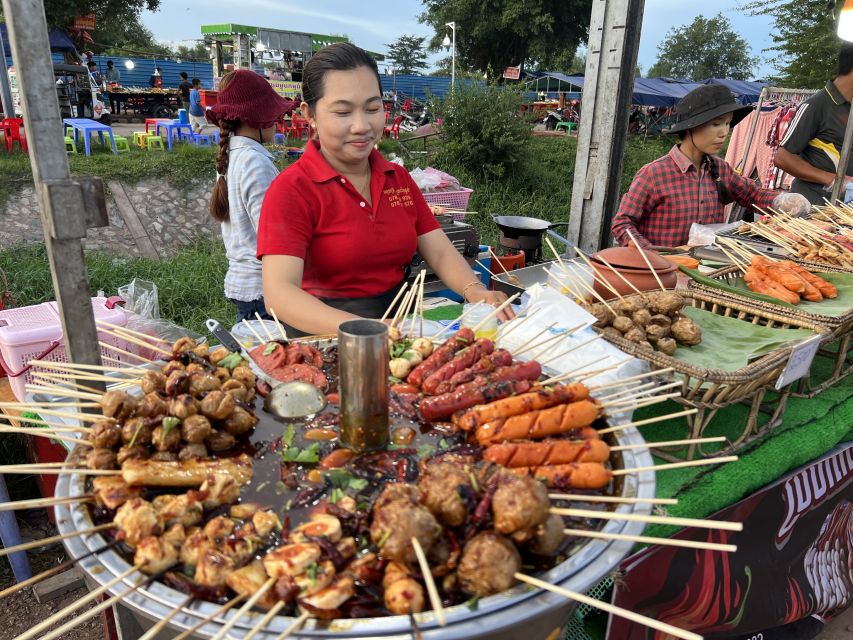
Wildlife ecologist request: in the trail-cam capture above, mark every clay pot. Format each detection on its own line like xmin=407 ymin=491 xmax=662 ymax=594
xmin=590 ymin=246 xmax=678 ymax=299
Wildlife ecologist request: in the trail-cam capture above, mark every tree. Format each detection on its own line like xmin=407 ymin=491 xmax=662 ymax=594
xmin=420 ymin=0 xmax=593 ymax=80
xmin=648 ymin=14 xmax=758 ymax=80
xmin=740 ymin=0 xmax=839 ymax=88
xmin=386 ymin=34 xmax=429 ymax=75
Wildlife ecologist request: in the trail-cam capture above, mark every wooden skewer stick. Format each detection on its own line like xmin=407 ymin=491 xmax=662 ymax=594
xmin=514 ymin=573 xmax=702 ymax=640
xmin=419 ymin=271 xmax=426 ymax=339
xmin=410 ymin=270 xmax=427 ymax=338
xmin=255 ymin=312 xmax=277 ymax=341
xmin=538 ymin=334 xmax=602 ymax=366
xmin=0 ymin=426 xmax=90 ymax=446
xmin=471 ymin=293 xmax=520 ymax=333
xmin=489 ymin=247 xmax=513 ymax=276
xmin=210 ymin=576 xmax=277 ymax=640
xmin=275 ymin=611 xmax=311 ymax=640
xmin=597 ymin=408 xmax=698 ymax=435
xmin=430 ymin=303 xmax=484 ymax=341
xmin=549 ymin=493 xmax=677 ymax=505
xmin=0 ymin=399 xmax=100 ymax=409
xmin=15 ymin=564 xmax=140 ymax=640
xmin=601 ymin=390 xmax=682 ymax=411
xmin=242 ymin=319 xmax=267 ymax=346
xmin=496 ymin=307 xmax=543 ymax=342
xmin=714 ymin=243 xmax=748 ymax=273
xmin=99 ymin=326 xmax=172 ymax=357
xmin=392 ymin=283 xmax=417 ymax=330
xmin=593 ymin=252 xmax=645 ymax=297
xmin=412 ymin=536 xmax=446 ymax=626
xmin=12 ymin=416 xmax=93 ymax=433
xmin=0 ymin=465 xmax=117 ymax=476
xmin=399 ymin=277 xmax=420 ymax=335
xmin=98 ymin=341 xmax=154 ymax=364
xmin=603 ymin=392 xmax=683 ymax=414
xmin=625 ymin=230 xmax=666 ymax=291
xmin=573 ymin=249 xmax=626 ymax=302
xmin=549 ymin=506 xmax=743 ymax=532
xmin=14 ymin=407 xmax=103 ymax=423
xmin=588 ymin=368 xmax=675 ymax=391
xmin=30 ymin=374 xmax=115 ymax=397
xmin=28 ymin=360 xmax=148 ymax=374
xmin=511 ymin=322 xmax=558 ymax=354
xmin=33 ymin=370 xmax=141 ymax=386
xmin=243 ymin=601 xmax=287 ymax=640
xmin=524 ymin=331 xmax=581 ymax=362
xmin=540 ymin=355 xmax=613 ymax=385
xmin=611 ymin=455 xmax=738 ymax=476
xmin=36 ymin=572 xmax=153 ymax=640
xmin=96 ymin=320 xmax=170 ymax=346
xmin=597 ymin=380 xmax=683 ymax=404
xmin=611 ymin=436 xmax=727 ymax=451
xmin=172 ymin=594 xmax=246 ymax=640
xmin=380 ymin=282 xmax=409 ymax=323
xmin=574 ymin=357 xmax=634 ymax=382
xmin=475 ymin=259 xmax=503 ymax=282
xmin=0 ymin=494 xmax=92 ymax=513
xmin=551 ymin=261 xmax=617 ymax=314
xmin=595 ymin=380 xmax=658 ymax=402
xmin=0 ymin=522 xmax=114 ymax=558
xmin=269 ymin=307 xmax=289 ymax=341
xmin=563 ymin=528 xmax=737 ymax=553
xmin=137 ymin=595 xmax=195 ymax=640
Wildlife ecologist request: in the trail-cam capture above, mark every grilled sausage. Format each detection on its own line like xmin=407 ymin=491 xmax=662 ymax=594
xmin=455 ymin=383 xmax=590 ymax=431
xmin=433 ymin=349 xmax=514 ymax=395
xmin=475 ymin=400 xmax=599 ymax=445
xmin=419 ymin=379 xmax=533 ymax=422
xmin=406 ymin=328 xmax=475 ymax=388
xmin=421 ymin=338 xmax=495 ymax=394
xmin=483 ymin=438 xmax=609 ymax=467
xmin=513 ymin=461 xmax=612 ymax=489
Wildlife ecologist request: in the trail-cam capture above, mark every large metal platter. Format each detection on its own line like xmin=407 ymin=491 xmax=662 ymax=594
xmin=50 ymin=335 xmax=656 ymax=639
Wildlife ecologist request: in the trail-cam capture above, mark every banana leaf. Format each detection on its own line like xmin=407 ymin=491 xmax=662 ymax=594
xmin=681 ymin=267 xmax=853 ymax=317
xmin=672 ymin=306 xmax=815 ymax=372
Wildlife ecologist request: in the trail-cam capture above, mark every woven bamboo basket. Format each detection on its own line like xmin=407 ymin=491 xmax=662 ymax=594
xmin=687 ymin=265 xmax=852 ymax=397
xmin=591 ymin=289 xmax=829 ymax=460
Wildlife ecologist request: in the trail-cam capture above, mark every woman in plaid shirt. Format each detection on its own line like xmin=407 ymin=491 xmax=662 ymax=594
xmin=611 ymin=85 xmax=811 ymax=249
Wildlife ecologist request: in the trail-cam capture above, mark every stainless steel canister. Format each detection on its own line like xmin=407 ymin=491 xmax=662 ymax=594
xmin=338 ymin=319 xmax=389 ymax=452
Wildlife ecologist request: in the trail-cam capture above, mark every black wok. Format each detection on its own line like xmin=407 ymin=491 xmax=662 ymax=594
xmin=492 ymin=215 xmax=568 ymax=239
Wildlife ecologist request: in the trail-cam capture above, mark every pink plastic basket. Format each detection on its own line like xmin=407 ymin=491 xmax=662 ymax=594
xmin=0 ymin=297 xmax=130 ymax=401
xmin=422 ymin=188 xmax=474 ymax=220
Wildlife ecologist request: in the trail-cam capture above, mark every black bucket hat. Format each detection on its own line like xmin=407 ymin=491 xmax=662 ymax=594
xmin=665 ymin=85 xmax=752 ymax=134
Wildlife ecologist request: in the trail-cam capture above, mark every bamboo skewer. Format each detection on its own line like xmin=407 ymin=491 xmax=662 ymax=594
xmin=496 ymin=307 xmax=541 ymax=342
xmin=601 ymin=391 xmax=682 ymax=411
xmin=380 ymin=282 xmax=409 ymax=323
xmin=575 ymin=357 xmax=634 ymax=382
xmin=0 ymin=522 xmax=114 ymax=559
xmin=597 ymin=408 xmax=699 ymax=435
xmin=549 ymin=493 xmax=677 ymax=505
xmin=241 ymin=319 xmax=267 ymax=346
xmin=548 ymin=251 xmax=618 ymax=313
xmin=0 ymin=465 xmax=116 ymax=476
xmin=15 ymin=565 xmax=140 ymax=640
xmin=611 ymin=436 xmax=727 ymax=451
xmin=597 ymin=380 xmax=684 ymax=405
xmin=26 ymin=382 xmax=102 ymax=401
xmin=549 ymin=506 xmax=743 ymax=532
xmin=137 ymin=595 xmax=195 ymax=640
xmin=471 ymin=293 xmax=520 ymax=333
xmin=625 ymin=230 xmax=666 ymax=291
xmin=528 ymin=332 xmax=594 ymax=363
xmin=98 ymin=341 xmax=154 ymax=364
xmin=0 ymin=426 xmax=90 ymax=446
xmin=96 ymin=320 xmax=170 ymax=346
xmin=275 ymin=611 xmax=311 ymax=640
xmin=573 ymin=249 xmax=626 ymax=302
xmin=595 ymin=380 xmax=658 ymax=402
xmin=0 ymin=399 xmax=100 ymax=409
xmin=32 ymin=370 xmax=141 ymax=386
xmin=269 ymin=307 xmax=289 ymax=341
xmin=514 ymin=573 xmax=702 ymax=640
xmin=593 ymin=252 xmax=645 ymax=297
xmin=563 ymin=528 xmax=737 ymax=553
xmin=475 ymin=259 xmax=503 ymax=282
xmin=172 ymin=594 xmax=246 ymax=640
xmin=604 ymin=392 xmax=683 ymax=415
xmin=99 ymin=326 xmax=172 ymax=357
xmin=0 ymin=494 xmax=92 ymax=513
xmin=588 ymin=368 xmax=674 ymax=391
xmin=412 ymin=536 xmax=446 ymax=626
xmin=541 ymin=355 xmax=611 ymax=385
xmin=30 ymin=374 xmax=114 ymax=396
xmin=26 ymin=359 xmax=150 ymax=376
xmin=410 ymin=271 xmax=427 ymax=337
xmin=611 ymin=455 xmax=739 ymax=475
xmin=714 ymin=243 xmax=748 ymax=273
xmin=13 ymin=415 xmax=93 ymax=432
xmin=14 ymin=407 xmax=103 ymax=423
xmin=512 ymin=323 xmax=559 ymax=355
xmin=243 ymin=601 xmax=287 ymax=640
xmin=255 ymin=312 xmax=277 ymax=341
xmin=430 ymin=303 xmax=484 ymax=341
xmin=210 ymin=576 xmax=276 ymax=640
xmin=392 ymin=284 xmax=417 ymax=330
xmin=538 ymin=334 xmax=603 ymax=366
xmin=36 ymin=573 xmax=153 ymax=640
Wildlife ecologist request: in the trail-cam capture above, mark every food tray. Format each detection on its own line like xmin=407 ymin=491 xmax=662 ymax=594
xmin=47 ymin=333 xmax=656 ymax=640
xmin=592 ymin=289 xmax=829 ymax=459
xmin=687 ymin=264 xmax=852 ymax=396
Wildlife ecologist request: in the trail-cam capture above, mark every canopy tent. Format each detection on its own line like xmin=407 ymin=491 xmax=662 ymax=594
xmin=528 ymin=72 xmax=766 ymax=107
xmin=2 ymin=25 xmax=76 ymax=58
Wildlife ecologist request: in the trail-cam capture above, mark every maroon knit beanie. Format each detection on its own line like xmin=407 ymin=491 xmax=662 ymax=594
xmin=207 ymin=69 xmax=295 ymax=129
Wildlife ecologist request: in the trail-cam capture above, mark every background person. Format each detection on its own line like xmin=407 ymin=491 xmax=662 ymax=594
xmin=206 ymin=70 xmax=292 ymax=323
xmin=188 ymin=78 xmax=206 ymax=133
xmin=258 ymin=43 xmax=509 ymax=337
xmin=612 ymin=85 xmax=810 ymax=249
xmin=149 ymin=67 xmax=163 ymax=89
xmin=178 ymin=71 xmax=192 ymax=114
xmin=774 ymin=44 xmax=853 ymax=204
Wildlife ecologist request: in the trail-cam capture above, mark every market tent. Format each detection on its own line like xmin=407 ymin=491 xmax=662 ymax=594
xmin=701 ymin=78 xmax=766 ymax=104
xmin=1 ymin=24 xmax=76 ymax=58
xmin=524 ymin=72 xmax=585 ymax=93
xmin=528 ymin=73 xmax=705 ymax=106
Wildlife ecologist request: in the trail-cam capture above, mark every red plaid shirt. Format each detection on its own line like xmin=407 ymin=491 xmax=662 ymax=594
xmin=611 ymin=145 xmax=778 ymax=248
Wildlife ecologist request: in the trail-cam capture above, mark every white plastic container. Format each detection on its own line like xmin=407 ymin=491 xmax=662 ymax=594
xmin=230 ymin=320 xmax=286 ymax=348
xmin=461 ymin=302 xmax=497 ymax=340
xmin=547 ymin=260 xmax=594 ymax=302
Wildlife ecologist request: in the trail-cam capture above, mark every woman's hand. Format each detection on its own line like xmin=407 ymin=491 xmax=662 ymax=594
xmin=771 ymin=192 xmax=811 ymax=218
xmin=466 ymin=287 xmax=516 ymax=322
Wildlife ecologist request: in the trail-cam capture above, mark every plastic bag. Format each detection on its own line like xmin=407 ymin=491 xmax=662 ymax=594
xmin=409 ymin=167 xmax=462 ymax=192
xmin=688 ymin=222 xmax=736 ymax=247
xmin=118 ymin=278 xmax=160 ymax=319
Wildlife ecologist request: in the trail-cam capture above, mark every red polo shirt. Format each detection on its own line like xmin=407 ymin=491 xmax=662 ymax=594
xmin=258 ymin=141 xmax=440 ymax=298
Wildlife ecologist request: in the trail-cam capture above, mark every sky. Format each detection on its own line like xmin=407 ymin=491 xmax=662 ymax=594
xmin=140 ymin=0 xmax=778 ymax=78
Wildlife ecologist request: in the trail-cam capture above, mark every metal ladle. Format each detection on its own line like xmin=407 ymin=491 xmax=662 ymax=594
xmin=264 ymin=381 xmax=327 ymax=418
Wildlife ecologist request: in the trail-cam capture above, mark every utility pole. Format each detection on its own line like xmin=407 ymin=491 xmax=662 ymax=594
xmin=2 ymin=0 xmax=108 ymax=386
xmin=567 ymin=0 xmax=645 ymax=253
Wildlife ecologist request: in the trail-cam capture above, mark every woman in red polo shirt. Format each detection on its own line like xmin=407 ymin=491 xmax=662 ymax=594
xmin=258 ymin=43 xmax=508 ymax=336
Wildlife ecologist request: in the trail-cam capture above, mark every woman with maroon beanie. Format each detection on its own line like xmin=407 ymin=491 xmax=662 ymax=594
xmin=258 ymin=43 xmax=510 ymax=337
xmin=207 ymin=70 xmax=294 ymax=323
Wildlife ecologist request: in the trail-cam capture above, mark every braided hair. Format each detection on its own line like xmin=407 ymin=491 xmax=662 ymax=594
xmin=209 ymin=118 xmax=239 ymax=222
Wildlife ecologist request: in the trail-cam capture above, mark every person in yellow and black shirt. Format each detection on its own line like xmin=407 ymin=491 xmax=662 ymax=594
xmin=775 ymin=44 xmax=853 ymax=204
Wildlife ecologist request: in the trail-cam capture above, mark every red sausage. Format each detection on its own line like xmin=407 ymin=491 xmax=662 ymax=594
xmin=419 ymin=379 xmax=533 ymax=422
xmin=390 ymin=383 xmax=420 ymax=395
xmin=421 ymin=338 xmax=495 ymax=395
xmin=406 ymin=328 xmax=475 ymax=388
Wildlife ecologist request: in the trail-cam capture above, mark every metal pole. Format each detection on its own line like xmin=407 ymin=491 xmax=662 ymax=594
xmin=2 ymin=0 xmax=106 ymax=390
xmin=567 ymin=0 xmax=646 ymax=252
xmin=447 ymin=21 xmax=456 ymax=92
xmin=831 ymin=98 xmax=853 ymax=203
xmin=0 ymin=27 xmax=15 ymax=117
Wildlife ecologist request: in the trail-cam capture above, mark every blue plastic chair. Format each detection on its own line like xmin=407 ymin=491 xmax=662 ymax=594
xmin=273 ymin=133 xmax=286 ymax=145
xmin=192 ymin=133 xmax=212 ymax=147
